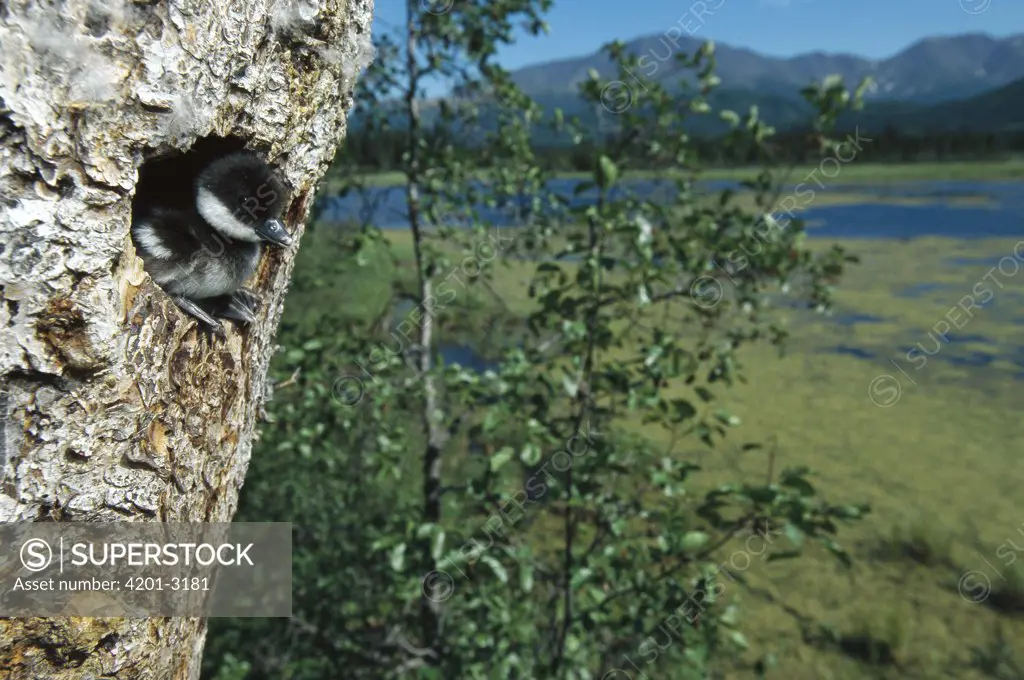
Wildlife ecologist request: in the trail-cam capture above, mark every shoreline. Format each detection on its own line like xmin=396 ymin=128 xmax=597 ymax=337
xmin=335 ymin=160 xmax=1024 ymax=189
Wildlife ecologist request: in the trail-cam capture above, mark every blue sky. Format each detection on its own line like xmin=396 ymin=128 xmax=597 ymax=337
xmin=373 ymin=0 xmax=1024 ymax=69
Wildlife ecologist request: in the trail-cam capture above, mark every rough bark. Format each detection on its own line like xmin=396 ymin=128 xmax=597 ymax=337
xmin=0 ymin=0 xmax=372 ymax=677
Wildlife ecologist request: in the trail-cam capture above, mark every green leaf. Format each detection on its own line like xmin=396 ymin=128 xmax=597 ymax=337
xmin=672 ymin=399 xmax=698 ymax=422
xmin=729 ymin=630 xmax=749 ymax=649
xmin=431 ymin=530 xmax=446 ymax=561
xmin=596 ymin=155 xmax=618 ymax=188
xmin=765 ymin=549 xmax=802 ymax=563
xmin=570 ymin=567 xmax=593 ymax=590
xmin=482 ymin=409 xmax=500 ymax=433
xmin=389 ymin=543 xmax=406 ymax=572
xmin=834 ymin=504 xmax=864 ymax=519
xmin=780 ymin=474 xmax=815 ymax=497
xmin=519 ymin=564 xmax=534 ymax=593
xmin=824 ymin=539 xmax=853 ymax=569
xmin=480 ymin=555 xmax=508 ymax=583
xmin=562 ymin=373 xmax=579 ymax=398
xmin=415 ymin=523 xmax=437 ymax=539
xmin=714 ymin=409 xmax=740 ymax=426
xmin=573 ymin=181 xmax=596 ymax=196
xmin=822 ymin=73 xmax=844 ymax=90
xmin=681 ymin=531 xmax=709 ymax=552
xmin=490 ymin=447 xmax=515 ymax=472
xmin=520 ymin=443 xmax=541 ymax=466
xmin=695 ymin=386 xmax=714 ymax=403
xmin=783 ymin=523 xmax=805 ymax=549
xmin=690 ymin=99 xmax=711 ymax=114
xmin=854 ymin=76 xmax=873 ymax=102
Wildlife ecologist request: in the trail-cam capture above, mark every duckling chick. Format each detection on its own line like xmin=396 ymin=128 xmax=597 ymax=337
xmin=131 ymin=151 xmax=293 ymax=335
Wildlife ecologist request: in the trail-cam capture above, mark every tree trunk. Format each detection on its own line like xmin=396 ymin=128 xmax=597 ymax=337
xmin=0 ymin=0 xmax=372 ymax=677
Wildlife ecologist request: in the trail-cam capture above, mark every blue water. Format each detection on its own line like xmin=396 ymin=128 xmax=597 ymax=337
xmin=947 ymin=351 xmax=997 ymax=367
xmin=896 ymin=282 xmax=951 ymax=298
xmin=317 ymin=179 xmax=1024 ymax=240
xmin=441 ymin=329 xmax=1018 ymax=381
xmin=361 ymin=178 xmax=1024 ymax=381
xmin=805 ymin=203 xmax=1013 ymax=239
xmin=948 ymin=256 xmax=1004 ymax=266
xmin=830 ymin=345 xmax=876 ymax=360
xmin=833 ymin=313 xmax=886 ymax=326
xmin=448 ymin=339 xmax=1013 ymax=376
xmin=439 ymin=344 xmax=498 ymax=373
xmin=944 ymin=334 xmax=996 ymax=344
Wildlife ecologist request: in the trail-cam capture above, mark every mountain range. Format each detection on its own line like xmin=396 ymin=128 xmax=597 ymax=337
xmin=352 ymin=32 xmax=1024 ymax=138
xmin=511 ymin=32 xmax=1024 ymax=105
xmin=507 ymin=32 xmax=1024 ymax=136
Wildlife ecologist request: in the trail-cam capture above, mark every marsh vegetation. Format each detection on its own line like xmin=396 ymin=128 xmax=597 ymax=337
xmin=201 ymin=2 xmax=1024 ymax=677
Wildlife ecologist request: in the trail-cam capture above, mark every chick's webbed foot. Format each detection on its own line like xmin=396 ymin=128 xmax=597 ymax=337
xmin=172 ymin=296 xmax=225 ymax=337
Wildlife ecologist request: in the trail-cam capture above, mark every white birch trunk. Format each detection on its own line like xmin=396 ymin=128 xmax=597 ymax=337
xmin=0 ymin=0 xmax=373 ymax=676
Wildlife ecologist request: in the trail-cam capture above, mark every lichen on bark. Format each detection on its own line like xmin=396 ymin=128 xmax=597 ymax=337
xmin=0 ymin=0 xmax=373 ymax=676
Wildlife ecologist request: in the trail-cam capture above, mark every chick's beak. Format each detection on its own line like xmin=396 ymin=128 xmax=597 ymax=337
xmin=255 ymin=218 xmax=293 ymax=247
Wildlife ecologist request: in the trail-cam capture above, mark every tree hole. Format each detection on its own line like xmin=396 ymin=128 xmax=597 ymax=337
xmin=129 ymin=135 xmax=294 ymax=332
xmin=132 ymin=135 xmax=249 ymax=222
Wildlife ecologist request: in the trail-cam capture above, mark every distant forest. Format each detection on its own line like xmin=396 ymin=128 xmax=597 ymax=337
xmin=341 ymin=124 xmax=1024 ymax=173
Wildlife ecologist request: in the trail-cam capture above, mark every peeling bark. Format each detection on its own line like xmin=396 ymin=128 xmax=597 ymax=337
xmin=0 ymin=0 xmax=373 ymax=677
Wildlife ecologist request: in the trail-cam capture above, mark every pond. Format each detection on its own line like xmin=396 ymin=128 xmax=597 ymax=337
xmin=365 ymin=179 xmax=1024 ymax=381
xmin=438 ymin=343 xmax=499 ymax=373
xmin=443 ymin=337 xmax=1019 ymax=378
xmin=321 ymin=178 xmax=1024 ymax=674
xmin=316 ymin=179 xmax=1024 ymax=240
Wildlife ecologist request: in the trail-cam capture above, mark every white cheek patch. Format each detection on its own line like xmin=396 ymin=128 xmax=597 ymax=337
xmin=133 ymin=221 xmax=174 ymax=260
xmin=197 ymin=188 xmax=261 ymax=242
